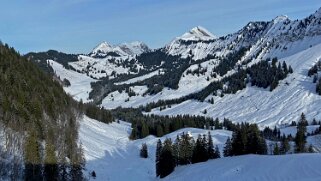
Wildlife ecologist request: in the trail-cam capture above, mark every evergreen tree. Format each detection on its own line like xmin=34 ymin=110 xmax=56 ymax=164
xmin=24 ymin=130 xmax=42 ymax=181
xmin=280 ymin=136 xmax=290 ymax=154
xmin=308 ymin=144 xmax=314 ymax=153
xmin=214 ymin=145 xmax=221 ymax=158
xmin=141 ymin=122 xmax=150 ymax=138
xmin=140 ymin=143 xmax=148 ymax=158
xmin=223 ymin=137 xmax=232 ymax=157
xmin=295 ymin=113 xmax=307 ymax=153
xmin=207 ymin=132 xmax=215 ymax=159
xmin=173 ymin=135 xmax=180 ymax=166
xmin=156 ymin=125 xmax=164 ymax=137
xmin=44 ymin=143 xmax=58 ymax=181
xmin=192 ymin=134 xmax=208 ymax=163
xmin=273 ymin=143 xmax=280 ymax=155
xmin=288 ymin=66 xmax=293 ymax=73
xmin=178 ymin=132 xmax=194 ymax=165
xmin=91 ymin=171 xmax=96 ymax=179
xmin=159 ymin=138 xmax=175 ymax=178
xmin=155 ymin=139 xmax=162 ymax=177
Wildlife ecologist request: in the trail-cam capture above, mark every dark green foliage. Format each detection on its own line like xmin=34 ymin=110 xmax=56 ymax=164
xmin=308 ymin=60 xmax=321 ymax=76
xmin=316 ymin=78 xmax=321 ymax=95
xmin=0 ymin=43 xmax=85 ymax=180
xmin=155 ymin=139 xmax=162 ymax=177
xmin=308 ymin=144 xmax=314 ymax=153
xmin=214 ymin=146 xmax=221 ymax=158
xmin=230 ymin=123 xmax=267 ymax=156
xmin=24 ymin=130 xmax=42 ymax=181
xmin=91 ymin=171 xmax=96 ymax=178
xmin=44 ymin=142 xmax=59 ymax=181
xmin=63 ymin=78 xmax=71 ymax=87
xmin=295 ymin=113 xmax=307 ymax=153
xmin=84 ymin=103 xmax=113 ymax=124
xmin=192 ymin=135 xmax=209 ymax=163
xmin=280 ymin=135 xmax=290 ymax=154
xmin=207 ymin=132 xmax=215 ymax=159
xmin=223 ymin=137 xmax=232 ymax=157
xmin=262 ymin=126 xmax=281 ymax=141
xmin=156 ymin=132 xmax=222 ymax=178
xmin=188 ymin=58 xmax=290 ymax=101
xmin=140 ymin=143 xmax=148 ymax=158
xmin=25 ymin=50 xmax=78 ymax=72
xmin=247 ymin=59 xmax=289 ymax=91
xmin=158 ymin=139 xmax=175 ymax=178
xmin=212 ymin=47 xmax=250 ymax=76
xmin=177 ymin=132 xmax=194 ymax=165
xmin=273 ymin=143 xmax=280 ymax=155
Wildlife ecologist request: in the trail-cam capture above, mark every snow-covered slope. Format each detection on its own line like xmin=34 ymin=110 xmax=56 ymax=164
xmin=80 ymin=116 xmax=321 ymax=181
xmin=91 ymin=41 xmax=149 ymax=57
xmin=45 ymin=7 xmax=321 ymax=128
xmin=79 ymin=116 xmax=231 ymax=180
xmin=164 ymin=154 xmax=321 ymax=181
xmin=149 ymin=41 xmax=321 ymax=128
xmin=48 ymin=60 xmax=95 ymax=102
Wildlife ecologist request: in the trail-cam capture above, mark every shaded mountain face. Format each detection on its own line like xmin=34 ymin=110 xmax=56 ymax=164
xmin=29 ymin=7 xmax=321 ymax=126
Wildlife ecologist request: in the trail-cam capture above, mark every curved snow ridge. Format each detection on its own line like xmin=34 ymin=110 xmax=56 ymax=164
xmin=164 ymin=154 xmax=321 ymax=181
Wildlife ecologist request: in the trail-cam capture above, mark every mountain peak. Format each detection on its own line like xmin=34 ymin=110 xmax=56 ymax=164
xmin=90 ymin=41 xmax=149 ymax=57
xmin=92 ymin=41 xmax=113 ymax=54
xmin=179 ymin=26 xmax=216 ymax=41
xmin=273 ymin=15 xmax=289 ymax=24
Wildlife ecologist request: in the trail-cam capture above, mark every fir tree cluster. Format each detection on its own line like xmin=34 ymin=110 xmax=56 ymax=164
xmin=156 ymin=131 xmax=220 ymax=178
xmin=223 ymin=123 xmax=267 ymax=156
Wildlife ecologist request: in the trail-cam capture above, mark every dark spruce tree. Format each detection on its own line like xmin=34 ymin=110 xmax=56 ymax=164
xmin=223 ymin=137 xmax=232 ymax=157
xmin=140 ymin=143 xmax=148 ymax=158
xmin=159 ymin=138 xmax=175 ymax=178
xmin=155 ymin=139 xmax=162 ymax=177
xmin=192 ymin=134 xmax=208 ymax=163
xmin=295 ymin=113 xmax=307 ymax=153
xmin=207 ymin=132 xmax=215 ymax=159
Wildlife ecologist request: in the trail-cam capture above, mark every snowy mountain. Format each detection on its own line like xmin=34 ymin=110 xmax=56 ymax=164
xmin=29 ymin=7 xmax=321 ymax=127
xmin=90 ymin=41 xmax=149 ymax=58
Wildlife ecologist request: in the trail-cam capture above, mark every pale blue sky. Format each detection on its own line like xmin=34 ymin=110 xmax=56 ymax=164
xmin=1 ymin=0 xmax=321 ymax=54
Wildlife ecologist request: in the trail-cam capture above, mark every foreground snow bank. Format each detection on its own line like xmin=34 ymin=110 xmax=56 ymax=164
xmin=79 ymin=116 xmax=321 ymax=181
xmin=165 ymin=154 xmax=321 ymax=181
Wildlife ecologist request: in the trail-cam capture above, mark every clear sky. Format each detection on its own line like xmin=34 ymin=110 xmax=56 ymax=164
xmin=1 ymin=0 xmax=321 ymax=54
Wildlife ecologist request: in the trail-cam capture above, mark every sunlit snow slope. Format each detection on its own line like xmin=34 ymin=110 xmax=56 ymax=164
xmin=79 ymin=116 xmax=231 ymax=180
xmin=79 ymin=116 xmax=321 ymax=181
xmin=150 ymin=42 xmax=321 ymax=128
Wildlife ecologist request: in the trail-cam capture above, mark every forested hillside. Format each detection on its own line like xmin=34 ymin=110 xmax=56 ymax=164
xmin=0 ymin=43 xmax=84 ymax=180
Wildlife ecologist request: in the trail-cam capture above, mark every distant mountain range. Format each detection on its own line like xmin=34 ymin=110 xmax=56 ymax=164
xmin=26 ymin=7 xmax=321 ymax=127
